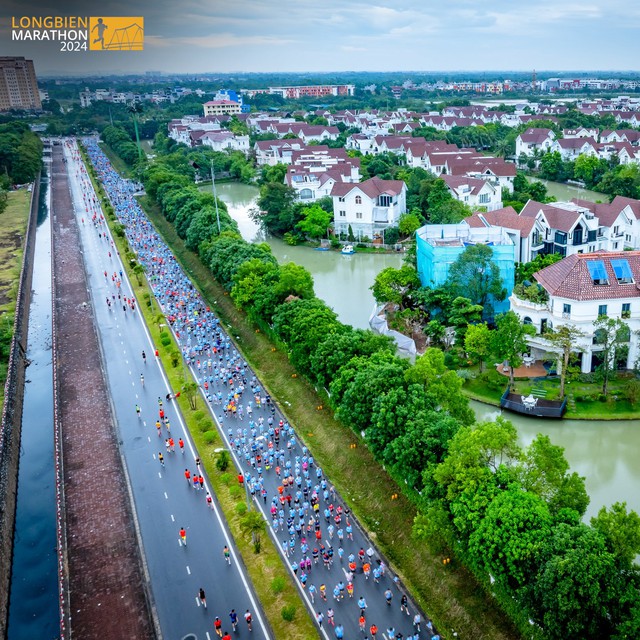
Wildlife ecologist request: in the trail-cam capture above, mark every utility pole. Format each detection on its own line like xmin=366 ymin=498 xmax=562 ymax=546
xmin=210 ymin=159 xmax=221 ymax=234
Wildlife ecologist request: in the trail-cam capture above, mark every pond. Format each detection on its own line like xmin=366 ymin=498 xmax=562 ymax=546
xmin=204 ymin=182 xmax=405 ymax=329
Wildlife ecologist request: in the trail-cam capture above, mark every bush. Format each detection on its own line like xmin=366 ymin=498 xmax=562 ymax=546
xmin=229 ymin=485 xmax=242 ymax=500
xmin=330 ymin=236 xmax=341 ymax=249
xmin=220 ymin=473 xmax=232 ymax=486
xmin=235 ymin=502 xmax=248 ymax=516
xmin=456 ymin=369 xmax=476 ymax=380
xmin=281 ymin=604 xmax=296 ymax=622
xmin=271 ymin=576 xmax=286 ymax=594
xmin=598 ymin=394 xmax=608 ymax=402
xmin=160 ymin=334 xmax=171 ymax=347
xmin=199 ymin=419 xmax=213 ymax=433
xmin=193 ymin=410 xmax=205 ymax=423
xmin=169 ymin=349 xmax=181 ymax=368
xmin=216 ymin=450 xmax=230 ymax=472
xmin=203 ymin=430 xmax=217 ymax=444
xmin=444 ymin=351 xmax=461 ymax=369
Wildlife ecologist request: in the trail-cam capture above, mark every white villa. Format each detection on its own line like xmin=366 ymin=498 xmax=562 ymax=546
xmin=331 ymin=177 xmax=407 ymax=241
xmin=510 ymin=251 xmax=640 ymax=372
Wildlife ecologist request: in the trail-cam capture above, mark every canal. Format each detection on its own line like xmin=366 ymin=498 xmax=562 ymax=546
xmin=471 ymin=400 xmax=640 ymax=520
xmin=214 ymin=181 xmax=640 ymax=521
xmin=207 ymin=182 xmax=405 ymax=329
xmin=7 ymin=169 xmax=58 ymax=639
xmin=527 ymin=176 xmax=607 ymax=203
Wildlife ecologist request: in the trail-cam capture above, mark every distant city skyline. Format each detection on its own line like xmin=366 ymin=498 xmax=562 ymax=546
xmin=1 ymin=0 xmax=639 ymax=77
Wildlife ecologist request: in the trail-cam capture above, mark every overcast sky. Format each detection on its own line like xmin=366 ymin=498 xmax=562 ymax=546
xmin=1 ymin=0 xmax=639 ymax=76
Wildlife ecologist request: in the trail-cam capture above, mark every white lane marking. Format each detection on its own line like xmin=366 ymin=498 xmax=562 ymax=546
xmin=195 ymin=596 xmax=200 ymax=607
xmin=164 ymin=492 xmax=168 ymax=500
xmin=158 ymin=472 xmax=162 ymax=478
xmin=170 ymin=514 xmax=175 ymax=522
xmin=206 ymin=633 xmax=211 ymax=640
xmin=186 ymin=565 xmax=191 ymax=575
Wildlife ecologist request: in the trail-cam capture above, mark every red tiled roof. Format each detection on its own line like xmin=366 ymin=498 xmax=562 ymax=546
xmin=518 ymin=128 xmax=554 ymax=143
xmin=520 ymin=200 xmax=581 ymax=232
xmin=330 ymin=176 xmax=405 ymax=199
xmin=442 ymin=174 xmax=490 ymax=196
xmin=535 ymin=251 xmax=640 ymax=301
xmin=467 ymin=206 xmax=535 ymax=237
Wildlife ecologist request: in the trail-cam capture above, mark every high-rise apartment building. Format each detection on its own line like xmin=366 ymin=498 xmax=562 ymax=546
xmin=0 ymin=57 xmax=42 ymax=111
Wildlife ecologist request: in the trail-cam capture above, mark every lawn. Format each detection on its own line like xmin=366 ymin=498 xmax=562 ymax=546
xmin=0 ymin=187 xmax=31 ymax=408
xmin=135 ymin=195 xmax=521 ymax=640
xmin=462 ymin=367 xmax=640 ymax=420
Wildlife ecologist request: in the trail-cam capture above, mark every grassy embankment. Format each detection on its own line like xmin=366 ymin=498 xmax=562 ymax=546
xmin=0 ymin=188 xmax=31 ymax=407
xmin=82 ymin=145 xmax=319 ymax=640
xmin=462 ymin=368 xmax=640 ymax=420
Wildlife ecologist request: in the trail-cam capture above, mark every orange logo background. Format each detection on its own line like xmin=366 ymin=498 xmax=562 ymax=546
xmin=89 ymin=16 xmax=144 ymax=51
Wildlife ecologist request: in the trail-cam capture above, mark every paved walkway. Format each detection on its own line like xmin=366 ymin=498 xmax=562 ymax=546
xmin=51 ymin=145 xmax=155 ymax=639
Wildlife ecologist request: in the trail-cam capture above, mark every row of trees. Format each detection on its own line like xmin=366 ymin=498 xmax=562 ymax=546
xmin=0 ymin=121 xmax=42 ymax=186
xmin=536 ymin=150 xmax=640 ymax=199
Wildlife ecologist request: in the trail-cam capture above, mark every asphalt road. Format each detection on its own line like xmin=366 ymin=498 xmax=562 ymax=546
xmin=63 ymin=141 xmax=270 ymax=640
xmin=75 ymin=136 xmax=439 ymax=640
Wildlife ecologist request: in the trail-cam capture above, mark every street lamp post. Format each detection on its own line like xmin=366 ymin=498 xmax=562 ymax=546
xmin=210 ymin=160 xmax=221 ymax=235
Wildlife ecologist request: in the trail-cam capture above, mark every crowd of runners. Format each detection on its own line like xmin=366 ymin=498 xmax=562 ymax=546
xmin=76 ymin=136 xmax=439 ymax=640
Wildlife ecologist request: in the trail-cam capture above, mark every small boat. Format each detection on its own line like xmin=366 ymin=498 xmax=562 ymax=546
xmin=341 ymin=244 xmax=355 ymax=255
xmin=314 ymin=246 xmax=330 ymax=251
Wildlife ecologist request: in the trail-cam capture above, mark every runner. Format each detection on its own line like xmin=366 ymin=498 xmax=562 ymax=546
xmin=198 ymin=587 xmax=207 ymax=609
xmin=179 ymin=527 xmax=187 ymax=547
xmin=229 ymin=609 xmax=238 ymax=631
xmin=244 ymin=609 xmax=252 ymax=632
xmin=223 ymin=545 xmax=231 ymax=564
xmin=213 ymin=616 xmax=222 ymax=636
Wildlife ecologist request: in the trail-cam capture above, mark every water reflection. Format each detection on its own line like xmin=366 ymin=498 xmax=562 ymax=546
xmin=471 ymin=400 xmax=640 ymax=519
xmin=212 ymin=182 xmax=404 ymax=329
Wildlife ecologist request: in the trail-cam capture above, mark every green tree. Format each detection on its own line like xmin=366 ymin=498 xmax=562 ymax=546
xmin=295 ymin=203 xmax=332 ymax=239
xmin=310 ymin=328 xmax=393 ymax=390
xmin=398 ymin=211 xmax=422 ymax=237
xmin=430 ymin=417 xmax=521 ymax=538
xmin=591 ymin=502 xmax=640 ymax=569
xmin=464 ymin=322 xmax=492 ymax=371
xmin=530 ymin=523 xmax=621 ymax=640
xmin=517 ymin=434 xmax=589 ymax=518
xmin=542 ymin=324 xmax=586 ymax=399
xmin=405 ymin=348 xmax=475 ymax=425
xmin=448 ymin=296 xmax=484 ymax=343
xmin=491 ymin=311 xmax=535 ymax=389
xmin=469 ymin=488 xmax=552 ymax=588
xmin=240 ymin=510 xmax=267 ymax=553
xmin=370 ymin=265 xmax=421 ymax=310
xmin=330 ymin=351 xmax=409 ymax=433
xmin=447 ymin=244 xmax=506 ymax=316
xmin=593 ymin=316 xmax=629 ymax=396
xmin=255 ymin=182 xmax=298 ymax=235
xmin=386 ymin=411 xmax=460 ymax=491
xmin=515 ymin=252 xmax=563 ymax=284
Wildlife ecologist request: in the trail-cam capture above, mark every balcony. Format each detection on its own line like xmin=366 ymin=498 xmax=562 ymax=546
xmin=510 ymin=293 xmax=549 ymax=313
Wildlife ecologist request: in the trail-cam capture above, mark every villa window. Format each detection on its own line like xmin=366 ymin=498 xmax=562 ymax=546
xmin=356 ymin=212 xmax=363 ymax=219
xmin=355 ymin=195 xmax=362 ymax=205
xmin=622 ymin=303 xmax=631 ymax=319
xmin=479 ymin=193 xmax=490 ymax=204
xmin=339 ymin=210 xmax=346 ymax=217
xmin=338 ymin=196 xmax=345 ymax=202
xmin=598 ymin=304 xmax=608 ymax=317
xmin=563 ymin=303 xmax=571 ymax=318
